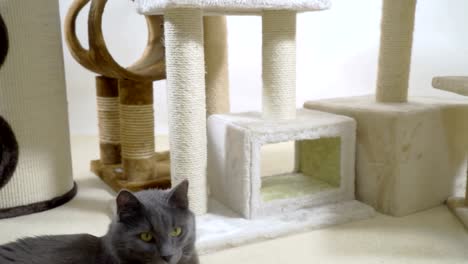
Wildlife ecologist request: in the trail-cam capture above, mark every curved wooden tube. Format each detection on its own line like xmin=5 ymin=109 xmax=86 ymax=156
xmin=64 ymin=0 xmax=101 ymax=73
xmin=128 ymin=16 xmax=165 ymax=73
xmin=65 ymin=0 xmax=166 ymax=81
xmin=88 ymin=0 xmax=166 ymax=81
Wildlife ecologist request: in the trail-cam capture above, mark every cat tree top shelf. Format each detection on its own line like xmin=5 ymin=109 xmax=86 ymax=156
xmin=135 ymin=0 xmax=331 ymax=15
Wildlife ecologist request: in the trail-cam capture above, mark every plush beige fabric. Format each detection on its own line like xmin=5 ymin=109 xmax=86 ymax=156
xmin=135 ymin=0 xmax=331 ymax=15
xmin=207 ymin=109 xmax=357 ymax=219
xmin=204 ymin=16 xmax=230 ymax=116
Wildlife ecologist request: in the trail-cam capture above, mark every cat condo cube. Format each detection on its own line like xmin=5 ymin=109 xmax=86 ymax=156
xmin=208 ymin=110 xmax=356 ymax=218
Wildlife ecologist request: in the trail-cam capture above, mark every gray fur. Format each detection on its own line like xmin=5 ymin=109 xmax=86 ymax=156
xmin=0 ymin=180 xmax=199 ymax=264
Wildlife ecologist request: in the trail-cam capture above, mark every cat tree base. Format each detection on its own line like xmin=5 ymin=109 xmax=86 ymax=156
xmin=305 ymin=96 xmax=468 ymax=216
xmin=446 ymin=197 xmax=468 ymax=229
xmin=91 ymin=152 xmax=171 ymax=192
xmin=196 ymin=199 xmax=375 ymax=255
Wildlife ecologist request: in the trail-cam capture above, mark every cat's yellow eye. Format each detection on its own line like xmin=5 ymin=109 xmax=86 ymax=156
xmin=140 ymin=232 xmax=153 ymax=242
xmin=170 ymin=227 xmax=182 ymax=237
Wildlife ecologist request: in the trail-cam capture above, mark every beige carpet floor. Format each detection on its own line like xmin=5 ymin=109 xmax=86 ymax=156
xmin=0 ymin=135 xmax=467 ymax=263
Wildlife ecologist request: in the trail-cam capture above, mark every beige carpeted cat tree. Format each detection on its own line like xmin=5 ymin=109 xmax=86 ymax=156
xmin=0 ymin=0 xmax=76 ymax=219
xmin=305 ymin=0 xmax=468 ymax=216
xmin=135 ymin=0 xmax=367 ymax=218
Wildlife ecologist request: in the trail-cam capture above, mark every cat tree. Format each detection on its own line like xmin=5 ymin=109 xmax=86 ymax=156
xmin=0 ymin=0 xmax=76 ymax=219
xmin=134 ymin=1 xmax=375 ymax=252
xmin=305 ymin=0 xmax=468 ymax=216
xmin=65 ymin=0 xmax=230 ymax=193
xmin=135 ymin=0 xmax=368 ymax=218
xmin=65 ymin=0 xmax=170 ymax=191
xmin=432 ymin=76 xmax=468 ymax=228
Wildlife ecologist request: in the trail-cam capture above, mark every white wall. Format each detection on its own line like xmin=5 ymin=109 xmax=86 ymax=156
xmin=59 ymin=0 xmax=468 ymax=136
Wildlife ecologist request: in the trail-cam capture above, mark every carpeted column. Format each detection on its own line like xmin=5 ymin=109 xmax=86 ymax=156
xmin=204 ymin=16 xmax=230 ymax=116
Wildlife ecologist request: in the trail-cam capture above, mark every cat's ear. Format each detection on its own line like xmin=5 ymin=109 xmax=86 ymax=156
xmin=116 ymin=190 xmax=142 ymax=221
xmin=168 ymin=180 xmax=189 ymax=209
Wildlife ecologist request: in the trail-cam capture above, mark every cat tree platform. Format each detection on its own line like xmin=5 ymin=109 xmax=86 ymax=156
xmin=135 ymin=0 xmax=331 ymax=15
xmin=195 ymin=199 xmax=374 ymax=255
xmin=91 ymin=152 xmax=171 ymax=192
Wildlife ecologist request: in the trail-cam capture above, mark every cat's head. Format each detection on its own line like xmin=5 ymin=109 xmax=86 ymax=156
xmin=107 ymin=180 xmax=196 ymax=264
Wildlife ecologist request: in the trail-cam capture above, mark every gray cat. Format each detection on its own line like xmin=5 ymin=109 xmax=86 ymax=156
xmin=0 ymin=180 xmax=199 ymax=264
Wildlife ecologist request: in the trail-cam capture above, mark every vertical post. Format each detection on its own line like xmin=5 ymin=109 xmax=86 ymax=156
xmin=204 ymin=16 xmax=230 ymax=116
xmin=375 ymin=0 xmax=417 ymax=103
xmin=119 ymin=79 xmax=155 ymax=182
xmin=262 ymin=11 xmax=297 ymax=120
xmin=96 ymin=76 xmax=121 ymax=165
xmin=165 ymin=9 xmax=208 ymax=215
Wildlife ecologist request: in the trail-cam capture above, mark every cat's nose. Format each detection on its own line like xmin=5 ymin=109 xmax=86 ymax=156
xmin=161 ymin=255 xmax=172 ymax=262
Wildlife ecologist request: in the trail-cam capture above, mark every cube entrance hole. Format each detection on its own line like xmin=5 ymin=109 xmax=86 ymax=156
xmin=260 ymin=137 xmax=341 ymax=202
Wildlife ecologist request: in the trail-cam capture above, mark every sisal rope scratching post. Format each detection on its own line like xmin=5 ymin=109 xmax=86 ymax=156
xmin=165 ymin=9 xmax=207 ymax=215
xmin=96 ymin=76 xmax=121 ymax=165
xmin=204 ymin=16 xmax=230 ymax=116
xmin=262 ymin=11 xmax=297 ymax=120
xmin=0 ymin=0 xmax=76 ymax=218
xmin=375 ymin=0 xmax=417 ymax=103
xmin=119 ymin=79 xmax=155 ymax=182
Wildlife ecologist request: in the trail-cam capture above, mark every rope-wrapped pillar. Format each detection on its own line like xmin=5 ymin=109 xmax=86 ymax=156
xmin=204 ymin=16 xmax=230 ymax=116
xmin=119 ymin=79 xmax=155 ymax=182
xmin=375 ymin=0 xmax=417 ymax=103
xmin=262 ymin=11 xmax=297 ymax=120
xmin=165 ymin=9 xmax=207 ymax=215
xmin=96 ymin=76 xmax=121 ymax=165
